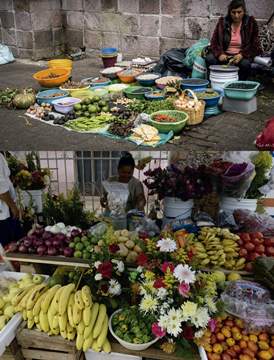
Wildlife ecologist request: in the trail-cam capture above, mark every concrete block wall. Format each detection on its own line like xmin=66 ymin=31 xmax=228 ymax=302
xmin=0 ymin=0 xmax=64 ymax=60
xmin=0 ymin=0 xmax=273 ymax=60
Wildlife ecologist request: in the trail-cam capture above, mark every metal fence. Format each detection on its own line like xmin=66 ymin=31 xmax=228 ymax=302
xmin=13 ymin=151 xmax=169 ymax=212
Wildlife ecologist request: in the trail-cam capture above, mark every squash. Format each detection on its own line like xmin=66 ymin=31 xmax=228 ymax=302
xmin=13 ymin=89 xmax=36 ymax=109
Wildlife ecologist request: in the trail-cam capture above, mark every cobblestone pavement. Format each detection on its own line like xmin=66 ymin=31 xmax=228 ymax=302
xmin=0 ymin=58 xmax=273 ymax=151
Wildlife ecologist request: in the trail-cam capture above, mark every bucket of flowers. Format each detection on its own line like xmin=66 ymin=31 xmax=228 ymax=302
xmin=125 ymin=257 xmax=219 ymax=355
xmin=7 ymin=152 xmax=50 ymax=213
xmin=144 ymin=164 xmax=212 ymax=220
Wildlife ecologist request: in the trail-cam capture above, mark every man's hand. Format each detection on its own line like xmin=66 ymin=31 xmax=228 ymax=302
xmin=218 ymin=54 xmax=228 ymax=62
xmin=232 ymin=53 xmax=243 ymax=64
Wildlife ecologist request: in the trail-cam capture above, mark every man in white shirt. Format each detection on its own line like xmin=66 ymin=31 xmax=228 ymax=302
xmin=0 ymin=152 xmax=21 ymax=246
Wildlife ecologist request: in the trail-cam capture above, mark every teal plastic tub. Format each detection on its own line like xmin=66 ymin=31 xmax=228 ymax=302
xmin=149 ymin=110 xmax=188 ymax=134
xmin=224 ymin=81 xmax=260 ymax=100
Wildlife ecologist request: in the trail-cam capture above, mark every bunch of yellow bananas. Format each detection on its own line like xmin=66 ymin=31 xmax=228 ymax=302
xmin=16 ymin=282 xmax=111 ymax=353
xmin=191 ymin=227 xmax=245 ymax=270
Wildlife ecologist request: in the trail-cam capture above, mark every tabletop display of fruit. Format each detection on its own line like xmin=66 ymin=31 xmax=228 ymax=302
xmin=189 ymin=227 xmax=246 ymax=271
xmin=73 ymin=97 xmax=110 ymax=119
xmin=200 ymin=315 xmax=274 ymax=360
xmin=18 ymin=282 xmax=111 ymax=353
xmin=0 ymin=273 xmax=45 ymax=331
xmin=238 ymin=232 xmax=274 ymax=272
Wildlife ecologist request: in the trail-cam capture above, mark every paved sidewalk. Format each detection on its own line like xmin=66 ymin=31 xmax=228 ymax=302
xmin=0 ymin=58 xmax=273 ymax=151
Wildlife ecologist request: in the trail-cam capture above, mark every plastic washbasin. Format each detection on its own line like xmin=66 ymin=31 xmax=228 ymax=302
xmin=224 ymin=81 xmax=260 ymax=100
xmin=149 ymin=110 xmax=188 ymax=134
xmin=36 ymin=88 xmax=69 ymax=105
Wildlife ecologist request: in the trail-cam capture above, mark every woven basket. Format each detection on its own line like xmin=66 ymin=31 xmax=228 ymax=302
xmin=174 ymin=89 xmax=205 ymax=125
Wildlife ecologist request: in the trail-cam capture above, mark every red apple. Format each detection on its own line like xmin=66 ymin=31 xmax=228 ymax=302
xmin=249 ymin=253 xmax=259 ymax=261
xmin=239 ymin=248 xmax=248 ymax=257
xmin=253 ymin=237 xmax=264 ymax=245
xmin=238 ymin=239 xmax=244 ymax=246
xmin=264 ymin=238 xmax=274 ymax=247
xmin=255 ymin=244 xmax=265 ymax=254
xmin=240 ymin=233 xmax=251 ymax=242
xmin=244 ymin=262 xmax=253 ymax=272
xmin=244 ymin=242 xmax=255 ymax=251
xmin=265 ymin=246 xmax=274 ymax=257
xmin=251 ymin=232 xmax=264 ymax=240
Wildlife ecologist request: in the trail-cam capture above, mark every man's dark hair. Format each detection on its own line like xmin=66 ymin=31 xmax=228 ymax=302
xmin=118 ymin=152 xmax=135 ymax=169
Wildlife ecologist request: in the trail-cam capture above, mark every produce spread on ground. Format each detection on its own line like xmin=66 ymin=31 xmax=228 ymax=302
xmin=0 ymin=56 xmax=261 ymax=147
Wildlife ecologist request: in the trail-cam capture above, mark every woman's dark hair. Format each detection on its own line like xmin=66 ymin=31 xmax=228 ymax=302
xmin=227 ymin=0 xmax=247 ymax=16
xmin=118 ymin=152 xmax=135 ymax=169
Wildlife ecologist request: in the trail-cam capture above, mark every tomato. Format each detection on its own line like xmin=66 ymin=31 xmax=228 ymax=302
xmin=240 ymin=340 xmax=248 ymax=349
xmin=244 ymin=242 xmax=255 ymax=251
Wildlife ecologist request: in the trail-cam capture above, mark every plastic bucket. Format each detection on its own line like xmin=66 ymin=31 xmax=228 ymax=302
xmin=102 ymin=55 xmax=118 ymax=68
xmin=220 ymin=196 xmax=257 ymax=213
xmin=192 ymin=56 xmax=207 ymax=79
xmin=163 ymin=197 xmax=193 ymax=219
xmin=20 ymin=190 xmax=43 ymax=213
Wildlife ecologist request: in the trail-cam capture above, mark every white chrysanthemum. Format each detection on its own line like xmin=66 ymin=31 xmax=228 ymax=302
xmin=157 ymin=238 xmax=177 ymax=252
xmin=157 ymin=288 xmax=168 ymax=300
xmin=174 ymin=264 xmax=195 ymax=284
xmin=94 ymin=261 xmax=101 ymax=269
xmin=192 ymin=307 xmax=210 ymax=328
xmin=166 ymin=320 xmax=182 ymax=337
xmin=167 ymin=308 xmax=184 ymax=323
xmin=140 ymin=295 xmax=159 ymax=314
xmin=94 ymin=273 xmax=103 ymax=281
xmin=137 ymin=266 xmax=143 ymax=273
xmin=116 ymin=261 xmax=124 ymax=273
xmin=194 ymin=329 xmax=205 ymax=339
xmin=108 ymin=279 xmax=121 ymax=296
xmin=158 ymin=314 xmax=169 ymax=329
xmin=181 ymin=301 xmax=198 ymax=321
xmin=139 ymin=285 xmax=147 ymax=296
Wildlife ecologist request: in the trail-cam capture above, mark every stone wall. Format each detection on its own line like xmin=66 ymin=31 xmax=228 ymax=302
xmin=0 ymin=0 xmax=273 ymax=60
xmin=0 ymin=0 xmax=64 ymax=60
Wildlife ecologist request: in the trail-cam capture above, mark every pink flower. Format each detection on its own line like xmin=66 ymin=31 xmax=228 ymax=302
xmin=161 ymin=261 xmax=175 ymax=273
xmin=178 ymin=282 xmax=190 ymax=297
xmin=208 ymin=319 xmax=217 ymax=333
xmin=151 ymin=323 xmax=166 ymax=338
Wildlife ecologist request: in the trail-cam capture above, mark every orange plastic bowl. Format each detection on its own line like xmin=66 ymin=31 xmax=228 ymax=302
xmin=117 ymin=70 xmax=140 ymax=84
xmin=48 ymin=59 xmax=73 ymax=74
xmin=33 ymin=68 xmax=70 ymax=88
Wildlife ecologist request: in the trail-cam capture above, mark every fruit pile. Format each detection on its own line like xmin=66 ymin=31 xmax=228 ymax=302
xmin=16 ymin=281 xmax=111 ymax=353
xmin=73 ymin=97 xmax=110 ymax=118
xmin=0 ymin=273 xmax=45 ymax=330
xmin=238 ymin=232 xmax=274 ymax=272
xmin=201 ymin=315 xmax=274 ymax=360
xmin=190 ymin=227 xmax=246 ymax=270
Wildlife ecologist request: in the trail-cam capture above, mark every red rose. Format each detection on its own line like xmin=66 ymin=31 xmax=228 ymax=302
xmin=137 ymin=252 xmax=148 ymax=266
xmin=153 ymin=278 xmax=166 ymax=289
xmin=109 ymin=244 xmax=119 ymax=254
xmin=98 ymin=261 xmax=112 ymax=279
xmin=182 ymin=326 xmax=194 ymax=340
xmin=100 ymin=283 xmax=109 ymax=295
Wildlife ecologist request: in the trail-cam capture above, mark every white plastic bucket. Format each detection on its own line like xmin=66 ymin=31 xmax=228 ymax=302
xmin=163 ymin=197 xmax=193 ymax=219
xmin=20 ymin=190 xmax=43 ymax=213
xmin=210 ymin=67 xmax=239 ymax=89
xmin=220 ymin=196 xmax=257 ymax=213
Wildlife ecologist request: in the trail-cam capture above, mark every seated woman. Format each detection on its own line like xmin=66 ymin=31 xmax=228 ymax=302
xmin=206 ymin=0 xmax=262 ymax=80
xmin=100 ymin=152 xmax=146 ymax=213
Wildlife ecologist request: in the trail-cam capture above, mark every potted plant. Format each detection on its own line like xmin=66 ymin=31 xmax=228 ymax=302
xmin=209 ymin=152 xmax=273 ymax=212
xmin=143 ymin=164 xmax=212 ymax=219
xmin=7 ymin=152 xmax=50 ymax=213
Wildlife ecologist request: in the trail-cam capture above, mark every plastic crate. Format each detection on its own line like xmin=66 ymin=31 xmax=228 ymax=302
xmin=85 ymin=350 xmax=141 ymax=360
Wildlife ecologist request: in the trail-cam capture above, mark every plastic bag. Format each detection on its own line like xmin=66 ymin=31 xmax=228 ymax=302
xmin=136 ymin=217 xmax=160 ymax=237
xmin=152 ymin=48 xmax=190 ymax=76
xmin=0 ymin=44 xmax=14 ymax=65
xmin=221 ymin=162 xmax=256 ymax=198
xmin=182 ymin=39 xmax=210 ymax=68
xmin=233 ymin=209 xmax=274 ymax=236
xmin=88 ymin=222 xmax=108 ymax=237
xmin=102 ymin=181 xmax=129 ymax=217
xmin=256 ymin=116 xmax=274 ymax=150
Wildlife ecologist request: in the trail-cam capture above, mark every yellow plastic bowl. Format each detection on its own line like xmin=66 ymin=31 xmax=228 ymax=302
xmin=48 ymin=59 xmax=73 ymax=74
xmin=60 ymin=86 xmax=91 ymax=97
xmin=69 ymin=88 xmax=95 ymax=99
xmin=33 ymin=68 xmax=70 ymax=88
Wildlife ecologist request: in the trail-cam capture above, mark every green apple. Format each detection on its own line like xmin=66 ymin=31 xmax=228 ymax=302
xmin=32 ymin=275 xmax=44 ymax=284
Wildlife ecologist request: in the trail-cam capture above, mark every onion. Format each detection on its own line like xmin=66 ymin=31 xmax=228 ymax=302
xmin=47 ymin=247 xmax=57 ymax=256
xmin=34 ymin=239 xmax=43 ymax=248
xmin=63 ymin=247 xmax=74 ymax=257
xmin=56 ymin=234 xmax=66 ymax=242
xmin=23 ymin=238 xmax=33 ymax=247
xmin=71 ymin=229 xmax=81 ymax=238
xmin=45 ymin=239 xmax=52 ymax=247
xmin=37 ymin=245 xmax=47 ymax=256
xmin=42 ymin=231 xmax=52 ymax=240
xmin=18 ymin=245 xmax=27 ymax=253
xmin=52 ymin=239 xmax=61 ymax=248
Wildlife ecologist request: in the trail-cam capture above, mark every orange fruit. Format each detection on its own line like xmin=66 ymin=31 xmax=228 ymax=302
xmin=258 ymin=350 xmax=273 ymax=360
xmin=233 ymin=332 xmax=242 ymax=341
xmin=213 ymin=343 xmax=223 ymax=354
xmin=247 ymin=341 xmax=258 ymax=353
xmin=216 ymin=333 xmax=225 ymax=342
xmin=221 ymin=327 xmax=232 ymax=338
xmin=259 ymin=333 xmax=269 ymax=342
xmin=240 ymin=340 xmax=248 ymax=349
